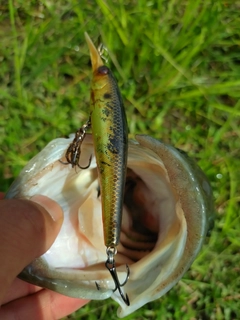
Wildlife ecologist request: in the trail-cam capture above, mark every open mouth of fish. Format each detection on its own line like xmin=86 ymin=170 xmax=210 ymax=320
xmin=6 ymin=133 xmax=214 ymax=318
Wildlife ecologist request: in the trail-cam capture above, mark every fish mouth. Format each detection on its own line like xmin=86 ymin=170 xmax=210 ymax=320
xmin=37 ymin=135 xmax=179 ymax=269
xmin=120 ymin=168 xmax=168 ymax=261
xmin=6 ymin=133 xmax=213 ymax=318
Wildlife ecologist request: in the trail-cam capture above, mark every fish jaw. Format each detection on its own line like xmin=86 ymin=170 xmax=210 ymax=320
xmin=5 ymin=134 xmax=214 ymax=317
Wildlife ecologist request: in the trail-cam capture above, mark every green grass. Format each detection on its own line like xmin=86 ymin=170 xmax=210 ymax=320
xmin=1 ymin=0 xmax=240 ymax=319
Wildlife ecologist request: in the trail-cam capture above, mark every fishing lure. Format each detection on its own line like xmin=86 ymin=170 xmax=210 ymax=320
xmin=85 ymin=32 xmax=130 ymax=305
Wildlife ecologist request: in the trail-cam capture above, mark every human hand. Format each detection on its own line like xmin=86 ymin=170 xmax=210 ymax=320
xmin=0 ymin=192 xmax=89 ymax=319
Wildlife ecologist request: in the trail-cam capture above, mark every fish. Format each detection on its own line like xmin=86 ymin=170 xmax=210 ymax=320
xmin=85 ymin=32 xmax=129 ymax=305
xmin=5 ymin=133 xmax=214 ymax=318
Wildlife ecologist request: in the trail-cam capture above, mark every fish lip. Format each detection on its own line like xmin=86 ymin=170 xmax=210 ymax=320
xmin=85 ymin=32 xmax=104 ymax=72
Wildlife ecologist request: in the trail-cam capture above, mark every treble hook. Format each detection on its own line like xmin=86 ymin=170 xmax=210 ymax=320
xmin=60 ymin=119 xmax=92 ymax=169
xmin=105 ymin=247 xmax=130 ymax=306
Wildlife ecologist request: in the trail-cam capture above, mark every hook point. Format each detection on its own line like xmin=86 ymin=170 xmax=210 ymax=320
xmin=105 ymin=249 xmax=130 ymax=306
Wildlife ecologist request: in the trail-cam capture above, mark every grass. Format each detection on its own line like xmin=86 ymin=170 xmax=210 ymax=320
xmin=1 ymin=0 xmax=240 ymax=319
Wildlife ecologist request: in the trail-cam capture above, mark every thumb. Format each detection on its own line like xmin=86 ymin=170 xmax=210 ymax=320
xmin=0 ymin=195 xmax=63 ymax=302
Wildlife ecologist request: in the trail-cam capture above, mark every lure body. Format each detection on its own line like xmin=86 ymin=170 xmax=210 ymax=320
xmin=85 ymin=33 xmax=128 ymax=248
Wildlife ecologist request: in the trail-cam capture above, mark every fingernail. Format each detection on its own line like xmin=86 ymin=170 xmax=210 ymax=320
xmin=30 ymin=195 xmax=63 ymax=222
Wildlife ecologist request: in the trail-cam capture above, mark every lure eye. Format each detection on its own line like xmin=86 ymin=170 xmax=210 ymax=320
xmin=98 ymin=65 xmax=109 ymax=75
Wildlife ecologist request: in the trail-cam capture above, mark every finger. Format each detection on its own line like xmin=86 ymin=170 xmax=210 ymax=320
xmin=0 ymin=195 xmax=63 ymax=302
xmin=2 ymin=278 xmax=42 ymax=305
xmin=0 ymin=289 xmax=89 ymax=320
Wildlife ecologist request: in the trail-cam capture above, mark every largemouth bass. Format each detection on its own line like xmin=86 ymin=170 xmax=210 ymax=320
xmin=5 ymin=133 xmax=214 ymax=317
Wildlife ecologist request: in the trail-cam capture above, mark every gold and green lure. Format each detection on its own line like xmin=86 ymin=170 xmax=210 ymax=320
xmin=85 ymin=32 xmax=129 ymax=306
xmin=64 ymin=33 xmax=129 ymax=305
xmin=63 ymin=33 xmax=129 ymax=305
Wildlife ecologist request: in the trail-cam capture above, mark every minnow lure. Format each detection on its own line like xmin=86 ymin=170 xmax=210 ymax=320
xmin=62 ymin=33 xmax=129 ymax=305
xmin=85 ymin=32 xmax=129 ymax=305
